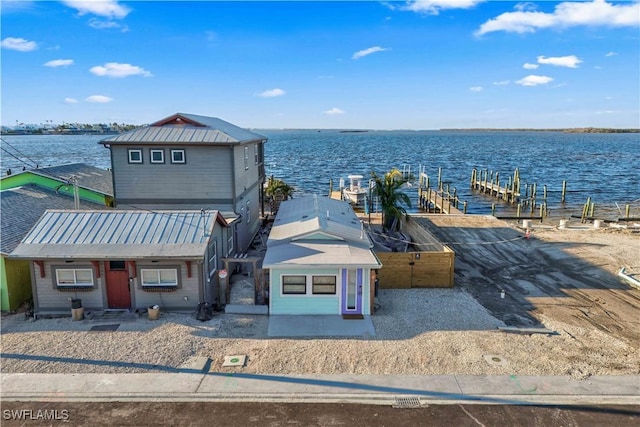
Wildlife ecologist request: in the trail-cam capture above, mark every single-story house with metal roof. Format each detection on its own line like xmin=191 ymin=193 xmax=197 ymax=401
xmin=10 ymin=209 xmax=231 ymax=316
xmin=262 ymin=195 xmax=382 ymax=317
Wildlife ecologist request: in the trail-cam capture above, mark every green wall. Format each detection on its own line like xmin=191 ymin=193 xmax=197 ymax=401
xmin=1 ymin=172 xmax=112 ymax=206
xmin=1 ymin=256 xmax=32 ymax=312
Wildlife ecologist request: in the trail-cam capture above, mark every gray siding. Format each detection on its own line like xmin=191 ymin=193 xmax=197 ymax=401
xmin=33 ymin=261 xmax=106 ymax=311
xmin=132 ymin=261 xmax=202 ymax=310
xmin=111 ymin=145 xmax=234 ymax=204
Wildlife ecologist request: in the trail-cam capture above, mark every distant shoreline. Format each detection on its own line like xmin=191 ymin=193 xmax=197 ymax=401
xmin=439 ymin=128 xmax=640 ymax=133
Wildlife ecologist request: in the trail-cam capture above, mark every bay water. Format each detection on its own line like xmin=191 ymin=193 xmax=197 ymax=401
xmin=2 ymin=130 xmax=638 ymax=217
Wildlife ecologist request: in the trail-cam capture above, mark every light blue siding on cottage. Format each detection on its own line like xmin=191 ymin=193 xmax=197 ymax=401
xmin=269 ymin=267 xmax=342 ymax=315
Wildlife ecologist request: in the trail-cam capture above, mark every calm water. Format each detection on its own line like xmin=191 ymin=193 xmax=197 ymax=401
xmin=2 ymin=131 xmax=639 ymax=215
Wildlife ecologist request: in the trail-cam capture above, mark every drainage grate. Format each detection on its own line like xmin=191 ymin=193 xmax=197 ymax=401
xmin=89 ymin=324 xmax=120 ymax=332
xmin=393 ymin=397 xmax=421 ymax=408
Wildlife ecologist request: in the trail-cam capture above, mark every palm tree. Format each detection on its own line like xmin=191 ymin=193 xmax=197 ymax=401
xmin=370 ymin=168 xmax=411 ymax=231
xmin=265 ymin=176 xmax=295 ymax=214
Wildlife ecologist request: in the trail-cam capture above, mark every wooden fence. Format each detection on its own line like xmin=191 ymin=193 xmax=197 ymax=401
xmin=376 ymin=249 xmax=455 ymax=288
xmin=375 ymin=216 xmax=455 ymax=289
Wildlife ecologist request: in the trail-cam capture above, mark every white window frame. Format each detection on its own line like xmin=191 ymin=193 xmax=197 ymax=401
xmin=55 ymin=269 xmax=94 ymax=288
xmin=282 ymin=275 xmax=307 ymax=295
xmin=246 ymin=200 xmax=251 ymax=224
xmin=150 ymin=149 xmax=165 ymax=164
xmin=208 ymin=239 xmax=217 ymax=276
xmin=244 ymin=146 xmax=249 ymax=170
xmin=140 ymin=268 xmax=178 ymax=287
xmin=227 ymin=227 xmax=234 ymax=256
xmin=171 ymin=149 xmax=186 ymax=164
xmin=128 ymin=149 xmax=143 ymax=164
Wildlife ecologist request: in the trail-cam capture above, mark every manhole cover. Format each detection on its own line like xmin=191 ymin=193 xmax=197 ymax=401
xmin=393 ymin=397 xmax=421 ymax=408
xmin=223 ymin=355 xmax=247 ymax=367
xmin=483 ymin=354 xmax=508 ymax=367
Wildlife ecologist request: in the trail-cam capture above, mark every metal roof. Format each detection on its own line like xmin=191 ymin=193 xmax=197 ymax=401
xmin=1 ymin=185 xmax=108 ymax=255
xmin=101 ymin=113 xmax=266 ymax=145
xmin=31 ymin=163 xmax=113 ymax=195
xmin=11 ymin=209 xmax=226 ymax=259
xmin=262 ymin=195 xmax=381 ymax=268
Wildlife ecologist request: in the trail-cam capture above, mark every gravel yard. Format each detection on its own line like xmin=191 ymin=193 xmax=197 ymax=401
xmin=2 ymin=219 xmax=639 ymax=380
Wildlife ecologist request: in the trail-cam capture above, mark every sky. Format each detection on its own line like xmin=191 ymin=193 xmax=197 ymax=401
xmin=1 ymin=0 xmax=639 ymax=130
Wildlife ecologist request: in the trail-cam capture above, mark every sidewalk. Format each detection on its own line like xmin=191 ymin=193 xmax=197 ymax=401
xmin=2 ymin=372 xmax=638 ymax=406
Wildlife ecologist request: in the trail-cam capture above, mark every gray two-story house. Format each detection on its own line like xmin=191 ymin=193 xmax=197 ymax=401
xmin=100 ymin=113 xmax=267 ymax=254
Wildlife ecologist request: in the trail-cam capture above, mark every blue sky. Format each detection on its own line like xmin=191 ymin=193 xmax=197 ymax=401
xmin=2 ymin=0 xmax=639 ymax=129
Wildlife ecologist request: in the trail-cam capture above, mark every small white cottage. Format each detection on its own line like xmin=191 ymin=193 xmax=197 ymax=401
xmin=262 ymin=195 xmax=382 ymax=317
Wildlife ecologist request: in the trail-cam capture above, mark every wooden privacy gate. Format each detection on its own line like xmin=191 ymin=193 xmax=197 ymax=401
xmin=376 ymin=249 xmax=454 ymax=289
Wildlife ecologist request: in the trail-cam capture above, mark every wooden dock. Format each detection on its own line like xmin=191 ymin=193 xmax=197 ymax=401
xmin=417 ymin=187 xmax=462 ymax=214
xmin=471 ymin=168 xmax=521 ymax=204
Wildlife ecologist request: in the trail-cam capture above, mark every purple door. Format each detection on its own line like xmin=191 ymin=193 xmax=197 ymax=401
xmin=341 ymin=268 xmax=363 ymax=315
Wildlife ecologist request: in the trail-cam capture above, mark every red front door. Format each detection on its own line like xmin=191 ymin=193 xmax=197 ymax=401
xmin=105 ymin=261 xmax=131 ymax=309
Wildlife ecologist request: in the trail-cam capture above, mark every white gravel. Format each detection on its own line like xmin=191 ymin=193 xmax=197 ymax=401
xmin=1 ymin=288 xmax=637 ymax=379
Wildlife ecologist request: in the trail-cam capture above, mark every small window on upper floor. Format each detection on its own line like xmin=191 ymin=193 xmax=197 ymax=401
xmin=244 ymin=146 xmax=249 ymax=170
xmin=150 ymin=149 xmax=165 ymax=164
xmin=171 ymin=149 xmax=186 ymax=164
xmin=128 ymin=149 xmax=143 ymax=164
xmin=254 ymin=144 xmax=259 ymax=165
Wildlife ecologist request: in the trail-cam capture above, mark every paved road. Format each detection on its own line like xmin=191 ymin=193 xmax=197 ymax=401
xmin=2 ymin=402 xmax=639 ymax=426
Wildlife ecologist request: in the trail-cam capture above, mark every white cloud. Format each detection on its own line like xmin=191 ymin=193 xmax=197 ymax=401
xmin=469 ymin=86 xmax=483 ymax=92
xmin=64 ymin=97 xmax=79 ymax=104
xmin=352 ymin=46 xmax=389 ymax=59
xmin=44 ymin=59 xmax=74 ymax=68
xmin=90 ymin=62 xmax=152 ymax=78
xmin=1 ymin=37 xmax=37 ymax=52
xmin=403 ymin=0 xmax=484 ymax=15
xmin=323 ymin=107 xmax=345 ymax=115
xmin=605 ymin=51 xmax=618 ymax=57
xmin=475 ymin=0 xmax=640 ymax=36
xmin=88 ymin=18 xmax=128 ymax=31
xmin=62 ymin=0 xmax=130 ymax=19
xmin=86 ymin=95 xmax=113 ymax=103
xmin=523 ymin=63 xmax=539 ymax=69
xmin=516 ymin=75 xmax=554 ymax=86
xmin=537 ymin=55 xmax=582 ymax=68
xmin=257 ymin=88 xmax=285 ymax=98
xmin=493 ymin=80 xmax=510 ymax=85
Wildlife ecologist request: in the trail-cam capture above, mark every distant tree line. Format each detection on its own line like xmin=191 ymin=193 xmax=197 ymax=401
xmin=440 ymin=128 xmax=639 ymax=133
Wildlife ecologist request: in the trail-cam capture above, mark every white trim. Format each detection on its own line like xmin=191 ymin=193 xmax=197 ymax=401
xmin=55 ymin=268 xmax=94 ymax=287
xmin=170 ymin=149 xmax=185 ymax=164
xmin=150 ymin=149 xmax=165 ymax=164
xmin=140 ymin=268 xmax=178 ymax=287
xmin=128 ymin=149 xmax=143 ymax=164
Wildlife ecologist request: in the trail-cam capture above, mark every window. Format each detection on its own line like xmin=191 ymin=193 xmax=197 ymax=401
xmin=141 ymin=269 xmax=178 ymax=287
xmin=227 ymin=227 xmax=234 ymax=256
xmin=246 ymin=200 xmax=251 ymax=224
xmin=207 ymin=239 xmax=217 ymax=276
xmin=254 ymin=144 xmax=259 ymax=165
xmin=171 ymin=149 xmax=185 ymax=164
xmin=244 ymin=146 xmax=249 ymax=170
xmin=150 ymin=149 xmax=165 ymax=164
xmin=312 ymin=275 xmax=337 ymax=294
xmin=128 ymin=149 xmax=142 ymax=164
xmin=56 ymin=269 xmax=94 ymax=288
xmin=282 ymin=275 xmax=307 ymax=294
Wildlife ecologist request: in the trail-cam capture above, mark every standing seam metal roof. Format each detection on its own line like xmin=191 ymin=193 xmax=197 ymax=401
xmin=11 ymin=210 xmax=225 ymax=259
xmin=101 ymin=113 xmax=266 ymax=145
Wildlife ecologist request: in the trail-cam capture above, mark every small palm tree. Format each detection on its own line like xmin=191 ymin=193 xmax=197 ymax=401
xmin=371 ymin=168 xmax=411 ymax=231
xmin=265 ymin=176 xmax=294 ymax=214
